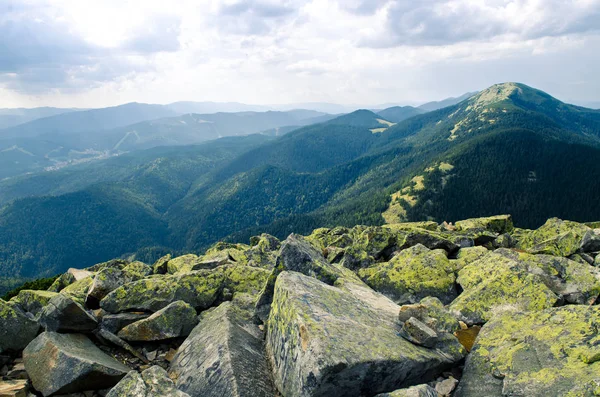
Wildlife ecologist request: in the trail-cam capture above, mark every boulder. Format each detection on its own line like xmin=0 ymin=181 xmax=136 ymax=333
xmin=23 ymin=332 xmax=130 ymax=396
xmin=496 ymin=249 xmax=600 ymax=305
xmin=169 ymin=301 xmax=275 ymax=397
xmin=152 ymin=254 xmax=171 ymax=275
xmin=107 ymin=366 xmax=190 ymax=397
xmin=454 ymin=215 xmax=513 ymax=234
xmin=166 ymin=254 xmax=200 ymax=274
xmin=221 ymin=265 xmax=271 ymax=299
xmin=417 ymin=297 xmax=461 ymax=334
xmin=60 ymin=276 xmax=94 ymax=304
xmin=266 ymin=271 xmax=465 ymax=397
xmin=452 ymin=246 xmax=489 ymax=271
xmin=339 ymin=246 xmax=373 ymax=270
xmin=255 ymin=234 xmax=358 ymax=320
xmin=455 ymin=306 xmax=600 ymax=397
xmin=100 ymin=269 xmax=224 ymax=313
xmin=118 ymin=301 xmax=197 ymax=342
xmin=518 ymin=217 xmax=591 ymax=257
xmin=9 ymin=290 xmax=58 ymax=316
xmin=435 ymin=377 xmax=458 ymax=396
xmin=39 ymin=294 xmax=98 ymax=333
xmin=450 ymin=251 xmax=559 ymax=324
xmin=392 ymin=227 xmax=471 ymax=253
xmin=399 ymin=317 xmax=439 ymax=348
xmin=0 ymin=300 xmax=40 ymax=353
xmin=106 ymin=371 xmax=147 ymax=397
xmin=67 ymin=268 xmax=94 ymax=281
xmin=581 ymin=229 xmax=600 ymax=252
xmin=100 ymin=313 xmax=150 ymax=334
xmin=47 ymin=272 xmax=77 ymax=292
xmin=375 ymin=384 xmax=438 ymax=397
xmin=86 ymin=264 xmax=150 ymax=309
xmin=359 ymin=244 xmax=457 ymax=305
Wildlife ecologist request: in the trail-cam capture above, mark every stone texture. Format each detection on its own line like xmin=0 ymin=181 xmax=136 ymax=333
xmin=23 ymin=332 xmax=130 ymax=396
xmin=39 ymin=294 xmax=98 ymax=333
xmin=118 ymin=301 xmax=198 ymax=342
xmin=359 ymin=244 xmax=457 ymax=305
xmin=375 ymin=384 xmax=438 ymax=397
xmin=9 ymin=290 xmax=58 ymax=316
xmin=454 ymin=215 xmax=513 ymax=234
xmin=400 ymin=317 xmax=439 ymax=348
xmin=169 ymin=300 xmax=275 ymax=397
xmin=455 ymin=306 xmax=600 ymax=397
xmin=0 ymin=379 xmax=29 ymax=397
xmin=266 ymin=271 xmax=465 ymax=397
xmin=100 ymin=313 xmax=150 ymax=334
xmin=518 ymin=217 xmax=591 ymax=257
xmin=100 ymin=269 xmax=224 ymax=313
xmin=0 ymin=300 xmax=40 ymax=353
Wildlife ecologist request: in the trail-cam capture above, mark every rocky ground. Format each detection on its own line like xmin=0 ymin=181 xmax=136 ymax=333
xmin=1 ymin=215 xmax=600 ymax=396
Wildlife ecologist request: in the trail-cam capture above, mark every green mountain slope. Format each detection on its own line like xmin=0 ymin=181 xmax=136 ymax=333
xmin=1 ymin=83 xmax=600 ymax=290
xmin=377 ymin=106 xmax=425 ymax=123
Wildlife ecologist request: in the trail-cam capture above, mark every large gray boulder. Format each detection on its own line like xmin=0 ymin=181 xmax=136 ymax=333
xmin=100 ymin=312 xmax=150 ymax=334
xmin=23 ymin=332 xmax=130 ymax=396
xmin=39 ymin=294 xmax=98 ymax=333
xmin=9 ymin=290 xmax=59 ymax=316
xmin=266 ymin=271 xmax=465 ymax=397
xmin=518 ymin=218 xmax=591 ymax=257
xmin=100 ymin=269 xmax=224 ymax=313
xmin=0 ymin=299 xmax=40 ymax=353
xmin=118 ymin=301 xmax=198 ymax=342
xmin=455 ymin=305 xmax=600 ymax=397
xmin=255 ymin=234 xmax=358 ymax=320
xmin=86 ymin=263 xmax=151 ymax=308
xmin=169 ymin=300 xmax=275 ymax=397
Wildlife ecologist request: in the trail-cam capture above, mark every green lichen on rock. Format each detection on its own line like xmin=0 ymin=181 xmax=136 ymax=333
xmin=222 ymin=265 xmax=271 ymax=299
xmin=60 ymin=276 xmax=93 ymax=304
xmin=48 ymin=272 xmax=77 ymax=292
xmin=0 ymin=299 xmax=40 ymax=353
xmin=204 ymin=242 xmax=250 ymax=264
xmin=167 ymin=254 xmax=201 ymax=274
xmin=456 ymin=306 xmax=600 ymax=397
xmin=450 ymin=251 xmax=558 ymax=324
xmin=118 ymin=300 xmax=198 ymax=342
xmin=266 ymin=271 xmax=465 ymax=397
xmin=101 ymin=270 xmax=224 ymax=313
xmin=454 ymin=215 xmax=514 ymax=234
xmin=452 ymin=246 xmax=489 ymax=271
xmin=359 ymin=244 xmax=457 ymax=305
xmin=419 ymin=296 xmax=461 ymax=334
xmin=518 ymin=218 xmax=591 ymax=257
xmin=246 ymin=234 xmax=280 ymax=269
xmin=10 ymin=289 xmax=58 ymax=316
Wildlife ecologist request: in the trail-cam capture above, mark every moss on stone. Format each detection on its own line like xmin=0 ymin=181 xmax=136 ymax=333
xmin=60 ymin=276 xmax=93 ymax=304
xmin=10 ymin=290 xmax=59 ymax=315
xmin=454 ymin=215 xmax=514 ymax=234
xmin=359 ymin=244 xmax=457 ymax=305
xmin=518 ymin=218 xmax=591 ymax=257
xmin=452 ymin=246 xmax=489 ymax=271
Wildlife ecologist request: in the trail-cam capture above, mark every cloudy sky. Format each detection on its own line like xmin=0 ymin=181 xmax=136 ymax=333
xmin=1 ymin=0 xmax=599 ymax=108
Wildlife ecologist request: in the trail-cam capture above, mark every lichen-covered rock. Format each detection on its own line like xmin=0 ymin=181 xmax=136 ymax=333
xmin=85 ymin=259 xmax=128 ymax=273
xmin=518 ymin=217 xmax=591 ymax=257
xmin=108 ymin=366 xmax=191 ymax=397
xmin=266 ymin=271 xmax=465 ymax=397
xmin=452 ymin=246 xmax=489 ymax=271
xmin=39 ymin=294 xmax=98 ymax=333
xmin=60 ymin=276 xmax=94 ymax=304
xmin=418 ymin=296 xmax=461 ymax=334
xmin=169 ymin=301 xmax=275 ymax=397
xmin=339 ymin=246 xmax=373 ymax=270
xmin=86 ymin=264 xmax=150 ymax=308
xmin=9 ymin=289 xmax=58 ymax=316
xmin=166 ymin=254 xmax=200 ymax=274
xmin=454 ymin=215 xmax=514 ymax=234
xmin=496 ymin=249 xmax=600 ymax=305
xmin=359 ymin=244 xmax=457 ymax=305
xmin=455 ymin=306 xmax=600 ymax=397
xmin=450 ymin=251 xmax=559 ymax=324
xmin=48 ymin=272 xmax=77 ymax=292
xmin=118 ymin=301 xmax=197 ymax=342
xmin=203 ymin=242 xmax=250 ymax=266
xmin=581 ymin=229 xmax=600 ymax=252
xmin=68 ymin=267 xmax=94 ymax=280
xmin=0 ymin=299 xmax=40 ymax=353
xmin=400 ymin=317 xmax=439 ymax=348
xmin=23 ymin=332 xmax=130 ymax=396
xmin=152 ymin=254 xmax=171 ymax=275
xmin=221 ymin=265 xmax=271 ymax=299
xmin=100 ymin=269 xmax=224 ymax=313
xmin=247 ymin=234 xmax=281 ymax=268
xmin=375 ymin=384 xmax=438 ymax=397
xmin=100 ymin=312 xmax=150 ymax=334
xmin=255 ymin=234 xmax=359 ymax=320
xmin=392 ymin=227 xmax=472 ymax=253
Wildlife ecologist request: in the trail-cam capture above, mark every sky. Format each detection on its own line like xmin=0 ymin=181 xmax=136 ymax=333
xmin=0 ymin=0 xmax=599 ymax=109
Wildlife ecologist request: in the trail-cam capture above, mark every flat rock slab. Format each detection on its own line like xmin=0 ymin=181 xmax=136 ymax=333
xmin=118 ymin=301 xmax=197 ymax=342
xmin=455 ymin=305 xmax=600 ymax=397
xmin=0 ymin=300 xmax=40 ymax=353
xmin=170 ymin=301 xmax=275 ymax=397
xmin=266 ymin=271 xmax=465 ymax=397
xmin=23 ymin=332 xmax=130 ymax=396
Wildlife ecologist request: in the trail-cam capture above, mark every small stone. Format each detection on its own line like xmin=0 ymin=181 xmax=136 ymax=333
xmin=164 ymin=349 xmax=177 ymax=363
xmin=400 ymin=317 xmax=439 ymax=348
xmin=145 ymin=350 xmax=157 ymax=361
xmin=398 ymin=304 xmax=428 ymax=323
xmin=435 ymin=377 xmax=458 ymax=396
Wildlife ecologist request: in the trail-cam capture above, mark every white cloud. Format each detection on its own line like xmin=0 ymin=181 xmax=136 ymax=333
xmin=0 ymin=0 xmax=599 ymax=108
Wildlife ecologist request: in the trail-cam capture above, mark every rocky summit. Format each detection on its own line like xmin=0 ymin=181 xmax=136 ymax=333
xmin=1 ymin=216 xmax=600 ymax=396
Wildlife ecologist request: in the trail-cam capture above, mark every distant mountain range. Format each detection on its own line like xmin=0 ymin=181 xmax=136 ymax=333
xmin=1 ymin=82 xmax=600 ymax=295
